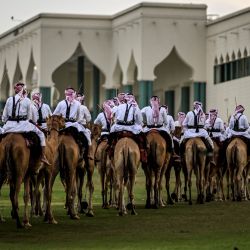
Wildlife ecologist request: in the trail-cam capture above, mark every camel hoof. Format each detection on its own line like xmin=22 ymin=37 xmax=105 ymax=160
xmin=126 ymin=203 xmax=133 ymax=210
xmin=189 ymin=200 xmax=192 ymax=205
xmin=46 ymin=218 xmax=58 ymax=224
xmin=23 ymin=222 xmax=32 ymax=229
xmin=145 ymin=203 xmax=151 ymax=209
xmin=71 ymin=214 xmax=80 ymax=220
xmin=171 ymin=193 xmax=178 ymax=202
xmin=167 ymin=199 xmax=174 ymax=205
xmin=86 ymin=211 xmax=94 ymax=217
xmin=81 ymin=201 xmax=88 ymax=210
xmin=118 ymin=211 xmax=125 ymax=216
xmin=0 ymin=216 xmax=6 ymax=223
xmin=131 ymin=210 xmax=137 ymax=215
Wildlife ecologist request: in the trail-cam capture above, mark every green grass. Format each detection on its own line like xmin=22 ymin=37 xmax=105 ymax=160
xmin=0 ymin=168 xmax=250 ymax=250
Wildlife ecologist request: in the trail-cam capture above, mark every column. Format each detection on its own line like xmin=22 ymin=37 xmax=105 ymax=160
xmin=181 ymin=86 xmax=190 ymax=113
xmin=93 ymin=65 xmax=100 ymax=119
xmin=165 ymin=90 xmax=175 ymax=116
xmin=106 ymin=88 xmax=117 ymax=99
xmin=122 ymin=85 xmax=133 ymax=94
xmin=138 ymin=80 xmax=153 ymax=108
xmin=77 ymin=56 xmax=84 ymax=94
xmin=193 ymin=82 xmax=206 ymax=111
xmin=40 ymin=86 xmax=51 ymax=106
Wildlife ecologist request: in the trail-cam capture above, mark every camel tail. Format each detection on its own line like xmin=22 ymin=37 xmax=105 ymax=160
xmin=192 ymin=142 xmax=197 ymax=169
xmin=123 ymin=140 xmax=129 ymax=184
xmin=59 ymin=143 xmax=66 ymax=183
xmin=5 ymin=144 xmax=15 ymax=182
xmin=231 ymin=143 xmax=237 ymax=167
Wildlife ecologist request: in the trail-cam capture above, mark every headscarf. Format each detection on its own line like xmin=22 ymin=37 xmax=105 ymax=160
xmin=117 ymin=92 xmax=125 ymax=104
xmin=102 ymin=100 xmax=113 ymax=123
xmin=32 ymin=92 xmax=42 ymax=107
xmin=209 ymin=109 xmax=218 ymax=126
xmin=193 ymin=101 xmax=203 ymax=114
xmin=76 ymin=93 xmax=85 ymax=104
xmin=14 ymin=82 xmax=27 ymax=98
xmin=65 ymin=88 xmax=76 ymax=103
xmin=150 ymin=96 xmax=160 ymax=124
xmin=177 ymin=112 xmax=186 ymax=126
xmin=234 ymin=104 xmax=245 ymax=114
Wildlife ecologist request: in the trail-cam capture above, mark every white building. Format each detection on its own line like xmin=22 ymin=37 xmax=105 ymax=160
xmin=0 ymin=2 xmax=249 ymax=120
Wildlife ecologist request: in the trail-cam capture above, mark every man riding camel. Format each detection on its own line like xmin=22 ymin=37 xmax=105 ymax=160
xmin=53 ymin=87 xmax=92 ymax=158
xmin=109 ymin=92 xmax=148 ymax=163
xmin=1 ymin=82 xmax=50 ymax=165
xmin=181 ymin=101 xmax=214 ymax=162
xmin=141 ymin=96 xmax=178 ymax=159
xmin=204 ymin=109 xmax=225 ymax=142
xmin=31 ymin=91 xmax=52 ymax=130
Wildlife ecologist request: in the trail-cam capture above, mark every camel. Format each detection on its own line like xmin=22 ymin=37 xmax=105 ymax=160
xmin=76 ymin=123 xmax=101 ymax=217
xmin=31 ymin=115 xmax=65 ymax=224
xmin=206 ymin=139 xmax=227 ymax=201
xmin=113 ymin=135 xmax=140 ymax=216
xmin=50 ymin=126 xmax=81 ymax=220
xmin=184 ymin=137 xmax=207 ymax=205
xmin=143 ymin=130 xmax=171 ymax=208
xmin=226 ymin=137 xmax=248 ymax=201
xmin=1 ymin=132 xmax=42 ymax=228
xmin=95 ymin=137 xmax=116 ymax=209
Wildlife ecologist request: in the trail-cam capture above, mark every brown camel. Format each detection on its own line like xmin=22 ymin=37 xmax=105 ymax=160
xmin=226 ymin=137 xmax=248 ymax=201
xmin=143 ymin=130 xmax=171 ymax=208
xmin=0 ymin=139 xmax=6 ymax=222
xmin=51 ymin=127 xmax=81 ymax=220
xmin=114 ymin=136 xmax=140 ymax=216
xmin=206 ymin=139 xmax=226 ymax=201
xmin=31 ymin=115 xmax=65 ymax=223
xmin=95 ymin=137 xmax=115 ymax=209
xmin=184 ymin=137 xmax=207 ymax=205
xmin=76 ymin=123 xmax=100 ymax=217
xmin=1 ymin=132 xmax=41 ymax=228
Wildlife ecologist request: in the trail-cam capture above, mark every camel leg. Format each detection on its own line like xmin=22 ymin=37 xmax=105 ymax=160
xmin=10 ymin=176 xmax=23 ymax=228
xmin=165 ymin=165 xmax=174 ymax=205
xmin=86 ymin=164 xmax=95 ymax=217
xmin=118 ymin=177 xmax=125 ymax=216
xmin=67 ymin=170 xmax=79 ymax=220
xmin=143 ymin=166 xmax=152 ymax=208
xmin=0 ymin=173 xmax=6 ymax=222
xmin=44 ymin=169 xmax=57 ymax=224
xmin=23 ymin=176 xmax=32 ymax=228
xmin=76 ymin=169 xmax=84 ymax=214
xmin=187 ymin=169 xmax=193 ymax=205
xmin=152 ymin=170 xmax=161 ymax=208
xmin=128 ymin=173 xmax=137 ymax=215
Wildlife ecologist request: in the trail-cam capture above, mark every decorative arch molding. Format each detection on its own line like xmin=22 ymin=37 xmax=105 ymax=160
xmin=112 ymin=57 xmax=123 ymax=88
xmin=26 ymin=50 xmax=37 ymax=90
xmin=5 ymin=46 xmax=18 ymax=85
xmin=0 ymin=65 xmax=10 ymax=102
xmin=153 ymin=46 xmax=193 ymax=90
xmin=126 ymin=51 xmax=137 ymax=84
xmin=13 ymin=57 xmax=23 ymax=84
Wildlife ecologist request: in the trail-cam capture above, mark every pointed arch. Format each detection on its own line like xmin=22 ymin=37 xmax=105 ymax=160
xmin=52 ymin=42 xmax=105 ymax=109
xmin=219 ymin=55 xmax=224 ymax=64
xmin=237 ymin=50 xmax=241 ymax=59
xmin=112 ymin=57 xmax=123 ymax=88
xmin=214 ymin=57 xmax=218 ymax=65
xmin=243 ymin=48 xmax=248 ymax=57
xmin=13 ymin=57 xmax=23 ymax=84
xmin=26 ymin=50 xmax=37 ymax=91
xmin=231 ymin=51 xmax=236 ymax=61
xmin=225 ymin=54 xmax=230 ymax=62
xmin=0 ymin=64 xmax=10 ymax=109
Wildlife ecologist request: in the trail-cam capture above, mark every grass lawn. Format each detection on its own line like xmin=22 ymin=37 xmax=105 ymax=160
xmin=0 ymin=167 xmax=250 ymax=250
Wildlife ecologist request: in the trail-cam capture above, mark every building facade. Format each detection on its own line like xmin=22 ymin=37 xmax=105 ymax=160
xmin=0 ymin=2 xmax=249 ymax=120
